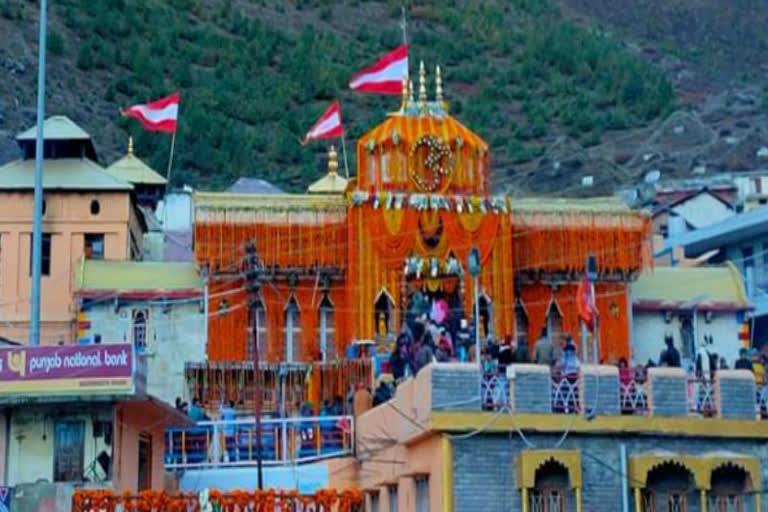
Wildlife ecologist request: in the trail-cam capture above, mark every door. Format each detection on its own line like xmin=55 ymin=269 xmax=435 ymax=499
xmin=54 ymin=420 xmax=85 ymax=482
xmin=137 ymin=432 xmax=152 ymax=490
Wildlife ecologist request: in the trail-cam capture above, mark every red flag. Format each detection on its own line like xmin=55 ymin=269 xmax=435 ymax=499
xmin=121 ymin=92 xmax=179 ymax=133
xmin=349 ymin=44 xmax=409 ymax=94
xmin=303 ymin=101 xmax=343 ymax=143
xmin=577 ymin=275 xmax=598 ymax=330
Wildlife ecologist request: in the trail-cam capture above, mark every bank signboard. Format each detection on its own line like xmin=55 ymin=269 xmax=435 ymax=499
xmin=0 ymin=343 xmax=134 ymax=396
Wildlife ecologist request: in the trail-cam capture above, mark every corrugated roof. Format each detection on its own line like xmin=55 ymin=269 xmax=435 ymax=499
xmin=0 ymin=158 xmax=133 ymax=190
xmin=105 ymin=153 xmax=167 ymax=185
xmin=227 ymin=177 xmax=284 ymax=194
xmin=663 ymin=207 xmax=768 ymax=257
xmin=76 ymin=260 xmax=202 ymax=292
xmin=16 ymin=115 xmax=91 ymax=140
xmin=631 ymin=264 xmax=749 ymax=309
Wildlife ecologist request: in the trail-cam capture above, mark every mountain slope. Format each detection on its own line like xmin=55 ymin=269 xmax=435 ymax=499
xmin=0 ymin=0 xmax=681 ymax=194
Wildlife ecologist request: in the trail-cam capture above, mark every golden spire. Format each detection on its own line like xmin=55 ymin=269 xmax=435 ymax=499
xmin=408 ymin=79 xmax=415 ymax=103
xmin=435 ymin=65 xmax=443 ymax=102
xmin=418 ymin=60 xmax=427 ymax=104
xmin=127 ymin=136 xmax=134 ymax=155
xmin=328 ymin=145 xmax=339 ymax=176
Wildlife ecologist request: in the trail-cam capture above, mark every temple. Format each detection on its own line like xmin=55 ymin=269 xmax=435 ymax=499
xmin=193 ymin=62 xmax=651 ymax=396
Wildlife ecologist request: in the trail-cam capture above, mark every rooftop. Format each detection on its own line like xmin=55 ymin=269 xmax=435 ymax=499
xmin=105 ymin=138 xmax=167 ymax=186
xmin=75 ymin=260 xmax=202 ymax=296
xmin=631 ymin=264 xmax=749 ymax=311
xmin=663 ymin=207 xmax=768 ymax=257
xmin=0 ymin=158 xmax=132 ymax=191
xmin=16 ymin=115 xmax=91 ymax=141
xmin=227 ymin=177 xmax=284 ymax=194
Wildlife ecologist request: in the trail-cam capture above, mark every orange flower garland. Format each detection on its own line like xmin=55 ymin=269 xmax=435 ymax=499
xmin=72 ymin=488 xmax=364 ymax=512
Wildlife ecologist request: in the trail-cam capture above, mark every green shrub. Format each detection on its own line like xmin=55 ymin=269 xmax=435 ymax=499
xmin=48 ymin=30 xmax=64 ymax=56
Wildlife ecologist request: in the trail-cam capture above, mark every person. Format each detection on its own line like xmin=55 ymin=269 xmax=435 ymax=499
xmin=353 ymin=383 xmax=373 ymax=417
xmin=373 ymin=377 xmax=394 ymax=406
xmin=320 ymin=399 xmax=332 ymax=416
xmin=618 ymin=357 xmax=632 ymax=386
xmin=533 ymin=326 xmax=555 ymax=366
xmin=497 ymin=339 xmax=515 ymax=367
xmin=456 ymin=319 xmax=472 ymax=362
xmin=751 ymin=349 xmax=765 ymax=385
xmin=435 ymin=335 xmax=452 ymax=362
xmin=390 ymin=343 xmax=407 ymax=381
xmin=188 ymin=397 xmax=206 ymax=422
xmin=485 ymin=334 xmax=499 ymax=360
xmin=416 ymin=337 xmax=435 ymax=373
xmin=659 ymin=335 xmax=681 ymax=368
xmin=559 ymin=336 xmax=580 ymax=377
xmin=515 ymin=336 xmax=530 ymax=363
xmin=331 ymin=396 xmax=344 ymax=415
xmin=735 ymin=348 xmax=754 ymax=372
xmin=719 ymin=357 xmax=729 ymax=370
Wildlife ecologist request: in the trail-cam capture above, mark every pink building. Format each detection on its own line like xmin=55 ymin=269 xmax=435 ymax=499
xmin=0 ymin=116 xmax=143 ymax=344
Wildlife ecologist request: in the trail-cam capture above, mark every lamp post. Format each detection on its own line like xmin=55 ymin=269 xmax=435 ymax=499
xmin=467 ymin=248 xmax=481 ymax=400
xmin=30 ymin=0 xmax=48 ymax=346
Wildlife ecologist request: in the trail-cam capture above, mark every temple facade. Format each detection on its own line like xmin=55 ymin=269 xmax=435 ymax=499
xmin=193 ymin=65 xmax=651 ymax=374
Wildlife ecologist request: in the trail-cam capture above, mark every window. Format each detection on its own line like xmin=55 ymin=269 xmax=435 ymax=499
xmin=530 ymin=460 xmax=570 ymax=512
xmin=29 ymin=233 xmax=51 ymax=276
xmin=90 ymin=199 xmax=100 ymax=215
xmin=285 ymin=299 xmax=300 ymax=362
xmin=54 ymin=420 xmax=85 ymax=482
xmin=248 ymin=299 xmax=267 ymax=362
xmin=388 ymin=485 xmax=398 ymax=512
xmin=369 ymin=490 xmax=380 ymax=512
xmin=319 ymin=295 xmax=335 ymax=361
xmin=414 ymin=476 xmax=430 ymax=512
xmin=137 ymin=432 xmax=152 ymax=490
xmin=133 ymin=309 xmax=148 ymax=352
xmin=85 ymin=234 xmax=104 ymax=260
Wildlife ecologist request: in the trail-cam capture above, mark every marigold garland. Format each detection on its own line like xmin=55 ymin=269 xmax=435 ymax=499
xmin=72 ymin=488 xmax=364 ymax=512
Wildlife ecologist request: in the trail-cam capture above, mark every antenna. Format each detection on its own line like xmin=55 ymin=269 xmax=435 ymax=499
xmin=400 ymin=5 xmax=408 ymax=46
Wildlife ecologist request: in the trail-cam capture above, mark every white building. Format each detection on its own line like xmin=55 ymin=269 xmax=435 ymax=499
xmin=631 ymin=265 xmax=751 ymax=368
xmin=74 ymin=260 xmax=207 ymax=404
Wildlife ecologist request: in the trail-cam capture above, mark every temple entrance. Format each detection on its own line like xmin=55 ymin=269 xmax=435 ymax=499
xmin=403 ymin=277 xmax=464 ymax=342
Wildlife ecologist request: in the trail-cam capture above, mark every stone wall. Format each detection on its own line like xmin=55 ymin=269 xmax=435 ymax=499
xmin=452 ymin=433 xmax=768 ymax=512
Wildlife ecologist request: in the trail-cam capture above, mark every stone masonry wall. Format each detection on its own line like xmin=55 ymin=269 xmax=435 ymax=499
xmin=452 ymin=433 xmax=768 ymax=512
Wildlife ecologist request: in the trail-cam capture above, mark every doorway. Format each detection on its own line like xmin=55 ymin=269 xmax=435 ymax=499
xmin=137 ymin=432 xmax=152 ymax=490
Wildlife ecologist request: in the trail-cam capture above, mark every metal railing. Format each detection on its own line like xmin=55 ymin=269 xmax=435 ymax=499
xmin=620 ymin=378 xmax=648 ymax=415
xmin=688 ymin=378 xmax=717 ymax=417
xmin=165 ymin=415 xmax=354 ymax=469
xmin=551 ymin=373 xmax=580 ymax=414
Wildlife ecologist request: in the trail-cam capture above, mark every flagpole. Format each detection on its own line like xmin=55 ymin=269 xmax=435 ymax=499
xmin=400 ymin=5 xmax=408 ymax=46
xmin=165 ymin=130 xmax=177 ymax=192
xmin=340 ymin=132 xmax=350 ymax=178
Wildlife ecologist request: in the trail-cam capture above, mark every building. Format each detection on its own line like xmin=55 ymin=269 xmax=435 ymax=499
xmin=631 ymin=265 xmax=751 ymax=367
xmin=662 ymin=207 xmax=768 ymax=350
xmin=190 ymin=68 xmax=651 ymax=414
xmin=0 ymin=343 xmax=191 ymax=500
xmin=73 ymin=259 xmax=206 ymax=405
xmin=104 ymin=137 xmax=167 ymax=210
xmin=0 ymin=116 xmax=143 ymax=344
xmin=347 ymin=363 xmax=767 ymax=512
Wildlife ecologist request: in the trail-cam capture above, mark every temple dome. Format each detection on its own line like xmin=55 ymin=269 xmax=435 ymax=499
xmin=355 ymin=63 xmax=489 ymax=195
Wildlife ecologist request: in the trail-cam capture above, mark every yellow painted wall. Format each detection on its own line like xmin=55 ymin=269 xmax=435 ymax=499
xmin=0 ymin=191 xmax=132 ymax=344
xmin=5 ymin=405 xmax=113 ymax=486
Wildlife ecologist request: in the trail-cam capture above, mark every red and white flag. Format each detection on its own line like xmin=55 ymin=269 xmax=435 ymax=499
xmin=121 ymin=92 xmax=179 ymax=133
xmin=303 ymin=101 xmax=343 ymax=144
xmin=349 ymin=44 xmax=408 ymax=94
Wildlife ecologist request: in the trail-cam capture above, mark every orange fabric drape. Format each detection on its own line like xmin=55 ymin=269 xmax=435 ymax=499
xmin=511 ymin=213 xmax=651 ymax=274
xmin=195 ymin=219 xmax=347 ymax=272
xmin=519 ymin=282 xmax=630 ymax=361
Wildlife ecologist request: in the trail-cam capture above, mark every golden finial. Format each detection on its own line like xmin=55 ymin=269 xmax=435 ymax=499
xmin=435 ymin=65 xmax=443 ymax=102
xmin=328 ymin=145 xmax=338 ymax=175
xmin=418 ymin=60 xmax=427 ymax=104
xmin=408 ymin=80 xmax=415 ymax=103
xmin=401 ymin=76 xmax=408 ymax=109
xmin=127 ymin=136 xmax=134 ymax=155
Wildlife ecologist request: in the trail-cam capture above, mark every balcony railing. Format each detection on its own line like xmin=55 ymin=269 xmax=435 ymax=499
xmin=480 ymin=368 xmax=767 ymax=419
xmin=165 ymin=415 xmax=354 ymax=470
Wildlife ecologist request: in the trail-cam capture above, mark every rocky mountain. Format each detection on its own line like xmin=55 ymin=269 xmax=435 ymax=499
xmin=0 ymin=0 xmax=764 ymax=196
